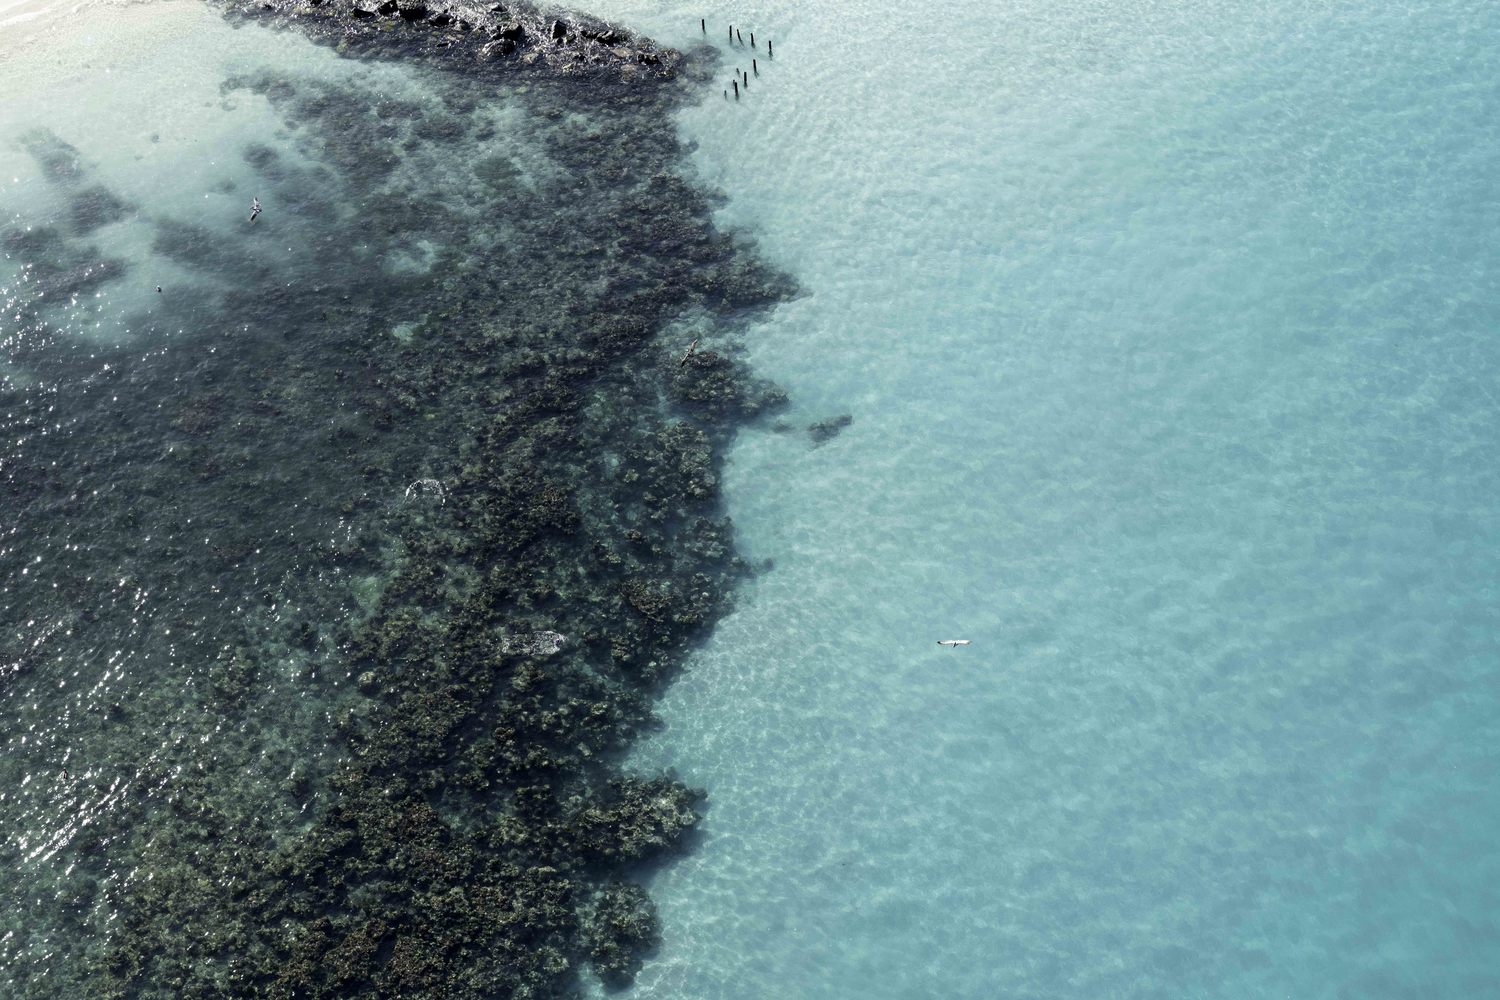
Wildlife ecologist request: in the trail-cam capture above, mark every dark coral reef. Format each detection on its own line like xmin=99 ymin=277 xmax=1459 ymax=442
xmin=0 ymin=2 xmax=790 ymax=997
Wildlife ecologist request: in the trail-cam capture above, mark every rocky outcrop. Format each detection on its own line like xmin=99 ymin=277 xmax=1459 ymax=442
xmin=218 ymin=0 xmax=687 ymax=83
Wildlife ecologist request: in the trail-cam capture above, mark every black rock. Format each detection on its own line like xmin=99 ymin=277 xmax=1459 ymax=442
xmin=550 ymin=19 xmax=568 ymax=42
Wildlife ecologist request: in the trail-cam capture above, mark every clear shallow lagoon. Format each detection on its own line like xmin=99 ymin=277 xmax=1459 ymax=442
xmin=4 ymin=0 xmax=1499 ymax=997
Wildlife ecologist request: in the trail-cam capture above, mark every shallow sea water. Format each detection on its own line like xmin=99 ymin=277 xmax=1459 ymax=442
xmin=576 ymin=1 xmax=1500 ymax=998
xmin=3 ymin=0 xmax=1499 ymax=997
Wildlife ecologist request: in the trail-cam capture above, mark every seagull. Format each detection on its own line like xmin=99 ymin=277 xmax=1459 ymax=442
xmin=248 ymin=197 xmax=261 ymax=223
xmin=678 ymin=338 xmax=699 ymax=367
xmin=936 ymin=639 xmax=971 ymax=648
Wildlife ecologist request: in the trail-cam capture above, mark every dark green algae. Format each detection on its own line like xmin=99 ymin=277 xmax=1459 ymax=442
xmin=1 ymin=2 xmax=793 ymax=996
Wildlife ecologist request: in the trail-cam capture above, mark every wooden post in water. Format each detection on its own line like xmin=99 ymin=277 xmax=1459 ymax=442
xmin=732 ymin=80 xmax=739 ymax=98
xmin=750 ymin=32 xmax=755 ymax=47
xmin=736 ymin=28 xmax=742 ymax=43
xmin=753 ymin=58 xmax=758 ymax=75
xmin=768 ymin=39 xmax=773 ymax=57
xmin=701 ymin=18 xmax=705 ymax=32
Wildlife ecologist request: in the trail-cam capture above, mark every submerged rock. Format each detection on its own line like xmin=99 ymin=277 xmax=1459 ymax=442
xmin=584 ymin=882 xmax=659 ymax=989
xmin=19 ymin=127 xmax=84 ymax=185
xmin=808 ymin=412 xmax=853 ymax=446
xmin=68 ymin=184 xmax=130 ymax=234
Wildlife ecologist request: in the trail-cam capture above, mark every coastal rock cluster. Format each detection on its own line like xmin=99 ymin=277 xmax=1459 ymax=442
xmin=0 ymin=2 xmax=791 ymax=997
xmin=224 ymin=0 xmax=688 ymax=84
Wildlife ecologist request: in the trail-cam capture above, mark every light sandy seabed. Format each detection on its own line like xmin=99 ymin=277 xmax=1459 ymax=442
xmin=0 ymin=0 xmax=177 ymax=75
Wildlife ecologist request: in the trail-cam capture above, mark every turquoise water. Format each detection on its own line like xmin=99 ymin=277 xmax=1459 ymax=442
xmin=578 ymin=1 xmax=1500 ymax=997
xmin=3 ymin=0 xmax=1499 ymax=995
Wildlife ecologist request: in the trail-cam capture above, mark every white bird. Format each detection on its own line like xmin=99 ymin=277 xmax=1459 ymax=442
xmin=248 ymin=197 xmax=261 ymax=223
xmin=936 ymin=639 xmax=971 ymax=648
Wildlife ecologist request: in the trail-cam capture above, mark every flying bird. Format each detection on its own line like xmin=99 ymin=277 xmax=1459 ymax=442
xmin=936 ymin=639 xmax=971 ymax=648
xmin=248 ymin=197 xmax=261 ymax=222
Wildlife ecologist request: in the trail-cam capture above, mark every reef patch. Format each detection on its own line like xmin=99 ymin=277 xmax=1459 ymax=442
xmin=0 ymin=3 xmax=791 ymax=997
